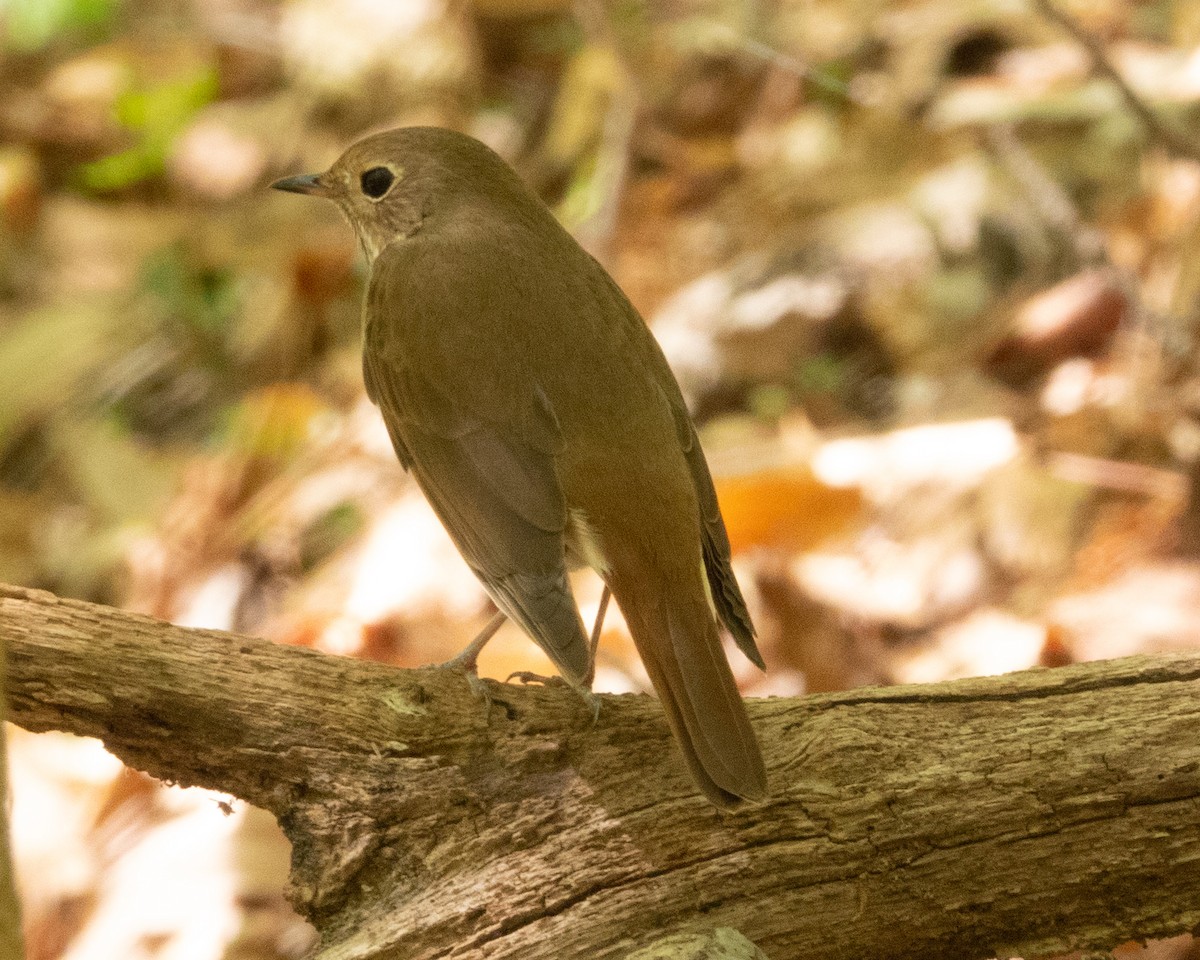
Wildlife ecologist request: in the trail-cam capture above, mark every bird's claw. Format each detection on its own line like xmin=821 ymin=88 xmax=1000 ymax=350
xmin=505 ymin=672 xmax=600 ymax=725
xmin=437 ymin=655 xmax=493 ymax=707
xmin=581 ymin=688 xmax=601 ymax=726
xmin=462 ymin=669 xmax=493 ymax=706
xmin=505 ymin=670 xmax=564 ymax=687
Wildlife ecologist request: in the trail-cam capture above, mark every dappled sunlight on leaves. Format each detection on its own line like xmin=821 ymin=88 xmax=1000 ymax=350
xmin=3 ymin=0 xmax=1200 ymax=955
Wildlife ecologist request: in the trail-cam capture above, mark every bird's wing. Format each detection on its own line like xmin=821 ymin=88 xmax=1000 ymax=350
xmin=598 ymin=268 xmax=765 ymax=670
xmin=672 ymin=407 xmax=763 ymax=669
xmin=361 ymin=243 xmax=590 ymax=684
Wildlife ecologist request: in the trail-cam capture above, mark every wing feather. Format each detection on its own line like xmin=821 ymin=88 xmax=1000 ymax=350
xmin=610 ymin=277 xmax=762 ymax=668
xmin=362 ymin=245 xmax=590 ymax=683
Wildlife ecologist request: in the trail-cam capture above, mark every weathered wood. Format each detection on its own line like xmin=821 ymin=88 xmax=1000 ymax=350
xmin=0 ymin=620 xmax=24 ymax=960
xmin=626 ymin=930 xmax=768 ymax=960
xmin=4 ymin=582 xmax=1200 ymax=960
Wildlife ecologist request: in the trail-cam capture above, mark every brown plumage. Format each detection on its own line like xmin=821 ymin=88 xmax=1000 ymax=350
xmin=273 ymin=127 xmax=767 ymax=807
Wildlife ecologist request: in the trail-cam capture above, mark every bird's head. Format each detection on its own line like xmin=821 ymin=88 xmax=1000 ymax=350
xmin=272 ymin=127 xmax=530 ymax=262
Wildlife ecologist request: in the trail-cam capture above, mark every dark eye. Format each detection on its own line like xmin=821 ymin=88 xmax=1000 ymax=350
xmin=360 ymin=166 xmax=394 ymax=198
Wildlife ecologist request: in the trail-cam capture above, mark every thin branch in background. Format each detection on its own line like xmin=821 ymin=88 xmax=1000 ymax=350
xmin=1031 ymin=0 xmax=1200 ymax=163
xmin=699 ymin=20 xmax=864 ymax=105
xmin=984 ymin=123 xmax=1171 ymax=409
xmin=984 ymin=123 xmax=1105 ymax=264
xmin=571 ymin=78 xmax=640 ymax=263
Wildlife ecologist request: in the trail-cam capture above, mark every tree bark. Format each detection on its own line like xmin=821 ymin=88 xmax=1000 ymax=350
xmin=0 ymin=619 xmax=24 ymax=960
xmin=626 ymin=930 xmax=768 ymax=960
xmin=3 ymin=582 xmax=1200 ymax=960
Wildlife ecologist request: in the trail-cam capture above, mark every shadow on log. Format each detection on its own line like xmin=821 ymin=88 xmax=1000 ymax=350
xmin=4 ymin=583 xmax=1200 ymax=960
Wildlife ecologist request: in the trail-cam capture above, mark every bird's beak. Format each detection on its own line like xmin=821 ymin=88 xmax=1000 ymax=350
xmin=271 ymin=173 xmax=329 ymax=197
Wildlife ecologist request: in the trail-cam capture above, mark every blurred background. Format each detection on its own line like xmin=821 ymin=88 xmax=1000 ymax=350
xmin=3 ymin=0 xmax=1200 ymax=956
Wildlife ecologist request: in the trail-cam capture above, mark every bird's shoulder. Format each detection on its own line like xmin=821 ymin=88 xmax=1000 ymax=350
xmin=366 ymin=214 xmax=573 ymax=337
xmin=361 ymin=225 xmax=566 ymax=455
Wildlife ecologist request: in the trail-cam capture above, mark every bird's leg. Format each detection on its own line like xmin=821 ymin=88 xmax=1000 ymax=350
xmin=442 ymin=609 xmax=507 ymax=700
xmin=583 ymin=583 xmax=611 ymax=688
xmin=507 ymin=585 xmax=611 ymax=688
xmin=508 ymin=584 xmax=611 ymax=723
xmin=445 ymin=609 xmax=507 ymax=672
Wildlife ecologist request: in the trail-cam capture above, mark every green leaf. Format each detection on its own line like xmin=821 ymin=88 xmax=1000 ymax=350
xmin=78 ymin=66 xmax=219 ymax=191
xmin=3 ymin=0 xmax=117 ymax=52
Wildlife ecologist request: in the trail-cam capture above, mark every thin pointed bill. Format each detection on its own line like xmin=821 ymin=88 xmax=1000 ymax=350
xmin=271 ymin=173 xmax=329 ymax=196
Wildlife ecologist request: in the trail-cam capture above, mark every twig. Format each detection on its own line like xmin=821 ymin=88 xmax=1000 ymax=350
xmin=573 ymin=70 xmax=639 ymax=263
xmin=985 ymin=123 xmax=1105 ymax=265
xmin=985 ymin=122 xmax=1180 ymax=403
xmin=1031 ymin=0 xmax=1200 ymax=162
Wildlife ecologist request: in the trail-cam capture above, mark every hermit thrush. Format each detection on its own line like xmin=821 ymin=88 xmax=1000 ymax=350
xmin=273 ymin=127 xmax=767 ymax=807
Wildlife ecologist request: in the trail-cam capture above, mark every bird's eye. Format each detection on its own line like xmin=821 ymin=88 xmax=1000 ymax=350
xmin=360 ymin=166 xmax=395 ymax=199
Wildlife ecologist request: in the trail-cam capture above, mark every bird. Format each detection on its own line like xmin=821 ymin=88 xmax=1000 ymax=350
xmin=272 ymin=127 xmax=767 ymax=808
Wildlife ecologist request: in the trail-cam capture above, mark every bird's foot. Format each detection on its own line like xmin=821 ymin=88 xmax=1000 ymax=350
xmin=435 ymin=610 xmax=509 ymax=705
xmin=462 ymin=668 xmax=494 ymax=706
xmin=437 ymin=655 xmax=492 ymax=706
xmin=504 ymin=670 xmax=563 ymax=687
xmin=506 ymin=672 xmax=600 ymax=725
xmin=581 ymin=688 xmax=601 ymax=726
xmin=442 ymin=645 xmax=482 ymax=673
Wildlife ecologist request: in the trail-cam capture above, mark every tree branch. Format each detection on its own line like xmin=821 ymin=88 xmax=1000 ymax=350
xmin=0 ymin=620 xmax=24 ymax=960
xmin=627 ymin=930 xmax=767 ymax=960
xmin=5 ymin=582 xmax=1200 ymax=960
xmin=1032 ymin=0 xmax=1200 ymax=162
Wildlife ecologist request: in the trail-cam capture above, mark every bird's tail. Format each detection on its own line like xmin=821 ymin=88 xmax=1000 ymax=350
xmin=609 ymin=563 xmax=767 ymax=809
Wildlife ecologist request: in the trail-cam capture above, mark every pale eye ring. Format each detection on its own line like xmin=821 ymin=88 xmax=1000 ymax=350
xmin=361 ymin=166 xmax=395 ymax=199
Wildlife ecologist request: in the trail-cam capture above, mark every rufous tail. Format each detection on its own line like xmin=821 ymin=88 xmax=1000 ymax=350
xmin=609 ymin=568 xmax=767 ymax=809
